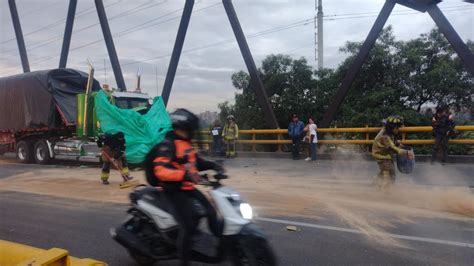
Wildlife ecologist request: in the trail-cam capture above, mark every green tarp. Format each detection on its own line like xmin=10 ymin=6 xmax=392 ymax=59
xmin=95 ymin=90 xmax=172 ymax=164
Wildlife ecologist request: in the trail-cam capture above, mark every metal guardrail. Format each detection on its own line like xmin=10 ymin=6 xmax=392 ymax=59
xmin=199 ymin=125 xmax=474 ymax=151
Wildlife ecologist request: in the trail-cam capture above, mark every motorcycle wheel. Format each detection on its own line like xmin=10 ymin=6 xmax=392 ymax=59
xmin=128 ymin=250 xmax=156 ymax=266
xmin=232 ymin=238 xmax=276 ymax=266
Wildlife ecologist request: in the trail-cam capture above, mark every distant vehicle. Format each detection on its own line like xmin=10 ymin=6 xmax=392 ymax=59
xmin=0 ymin=67 xmax=151 ymax=164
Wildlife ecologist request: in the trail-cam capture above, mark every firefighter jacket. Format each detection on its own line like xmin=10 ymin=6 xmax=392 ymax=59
xmin=223 ymin=123 xmax=239 ymax=141
xmin=372 ymin=128 xmax=407 ymax=161
xmin=149 ymin=131 xmax=217 ymax=191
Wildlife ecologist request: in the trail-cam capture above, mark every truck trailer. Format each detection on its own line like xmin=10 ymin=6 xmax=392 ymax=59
xmin=0 ymin=68 xmax=151 ymax=164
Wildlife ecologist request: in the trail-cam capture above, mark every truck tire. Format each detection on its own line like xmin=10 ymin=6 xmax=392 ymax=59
xmin=16 ymin=140 xmax=34 ymax=163
xmin=34 ymin=140 xmax=52 ymax=165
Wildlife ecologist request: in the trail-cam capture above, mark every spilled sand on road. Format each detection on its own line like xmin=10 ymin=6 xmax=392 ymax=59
xmin=0 ymin=160 xmax=473 ymax=248
xmin=225 ymin=162 xmax=474 ymax=248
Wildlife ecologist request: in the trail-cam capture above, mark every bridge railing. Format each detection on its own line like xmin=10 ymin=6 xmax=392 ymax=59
xmin=198 ymin=125 xmax=474 ymax=152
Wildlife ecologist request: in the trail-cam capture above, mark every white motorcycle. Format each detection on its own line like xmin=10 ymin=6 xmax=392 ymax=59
xmin=110 ymin=173 xmax=276 ymax=265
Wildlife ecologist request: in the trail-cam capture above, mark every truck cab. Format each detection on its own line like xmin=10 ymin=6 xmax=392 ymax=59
xmin=112 ymin=91 xmax=152 ymax=114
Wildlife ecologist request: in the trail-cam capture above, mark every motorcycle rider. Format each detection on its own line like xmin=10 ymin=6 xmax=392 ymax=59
xmin=145 ymin=108 xmax=223 ymax=266
xmin=372 ymin=116 xmax=414 ymax=189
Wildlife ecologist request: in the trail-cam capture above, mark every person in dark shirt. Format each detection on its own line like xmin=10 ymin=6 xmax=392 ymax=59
xmin=288 ymin=114 xmax=305 ymax=160
xmin=210 ymin=120 xmax=223 ymax=157
xmin=431 ymin=106 xmax=455 ymax=163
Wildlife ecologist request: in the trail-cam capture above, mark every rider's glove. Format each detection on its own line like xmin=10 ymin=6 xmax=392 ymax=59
xmin=184 ymin=172 xmax=200 ymax=183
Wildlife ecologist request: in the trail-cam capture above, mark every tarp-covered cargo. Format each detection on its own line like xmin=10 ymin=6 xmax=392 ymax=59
xmin=0 ymin=68 xmax=101 ymax=131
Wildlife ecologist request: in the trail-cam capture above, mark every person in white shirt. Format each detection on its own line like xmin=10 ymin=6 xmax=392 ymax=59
xmin=304 ymin=118 xmax=318 ymax=162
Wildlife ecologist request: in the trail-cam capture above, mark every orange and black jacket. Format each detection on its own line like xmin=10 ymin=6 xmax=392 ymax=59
xmin=145 ymin=131 xmax=218 ymax=190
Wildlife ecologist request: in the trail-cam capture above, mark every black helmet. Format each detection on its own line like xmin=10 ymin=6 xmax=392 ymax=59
xmin=170 ymin=108 xmax=200 ymax=134
xmin=385 ymin=115 xmax=403 ymax=129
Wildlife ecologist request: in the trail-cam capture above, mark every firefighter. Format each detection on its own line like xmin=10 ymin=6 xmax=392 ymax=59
xmin=372 ymin=116 xmax=414 ymax=189
xmin=144 ymin=108 xmax=223 ymax=265
xmin=97 ymin=132 xmax=130 ymax=185
xmin=431 ymin=106 xmax=455 ymax=163
xmin=223 ymin=115 xmax=239 ymax=158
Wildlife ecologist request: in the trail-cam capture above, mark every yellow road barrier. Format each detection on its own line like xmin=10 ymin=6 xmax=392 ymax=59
xmin=0 ymin=240 xmax=106 ymax=266
xmin=198 ymin=126 xmax=474 ymax=149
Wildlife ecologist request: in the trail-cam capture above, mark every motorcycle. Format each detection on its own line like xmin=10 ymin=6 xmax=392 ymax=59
xmin=110 ymin=172 xmax=276 ymax=265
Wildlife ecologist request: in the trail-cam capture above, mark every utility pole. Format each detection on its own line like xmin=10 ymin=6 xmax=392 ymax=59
xmin=314 ymin=0 xmax=317 ymax=65
xmin=316 ymin=0 xmax=323 ymax=69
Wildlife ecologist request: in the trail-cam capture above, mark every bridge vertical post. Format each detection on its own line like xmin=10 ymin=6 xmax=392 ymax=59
xmin=320 ymin=0 xmax=395 ymax=128
xmin=252 ymin=129 xmax=256 ymax=152
xmin=161 ymin=0 xmax=195 ymax=106
xmin=222 ymin=0 xmax=279 ymax=129
xmin=277 ymin=128 xmax=282 ymax=152
xmin=95 ymin=0 xmax=127 ymax=91
xmin=427 ymin=5 xmax=474 ymax=76
xmin=8 ymin=0 xmax=30 ymax=72
xmin=365 ymin=125 xmax=369 ymax=141
xmin=59 ymin=0 xmax=77 ymax=68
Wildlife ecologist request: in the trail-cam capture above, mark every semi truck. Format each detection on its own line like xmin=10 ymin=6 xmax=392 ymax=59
xmin=0 ymin=67 xmax=151 ymax=164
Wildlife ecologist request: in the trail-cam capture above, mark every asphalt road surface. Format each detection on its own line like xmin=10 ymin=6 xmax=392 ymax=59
xmin=1 ymin=191 xmax=472 ymax=265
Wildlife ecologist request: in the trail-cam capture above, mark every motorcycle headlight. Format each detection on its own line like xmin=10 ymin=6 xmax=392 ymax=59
xmin=239 ymin=203 xmax=253 ymax=220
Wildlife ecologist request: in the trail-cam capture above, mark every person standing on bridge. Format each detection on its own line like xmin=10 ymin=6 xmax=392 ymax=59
xmin=223 ymin=115 xmax=239 ymax=158
xmin=210 ymin=120 xmax=223 ymax=157
xmin=304 ymin=118 xmax=318 ymax=162
xmin=431 ymin=106 xmax=455 ymax=164
xmin=288 ymin=114 xmax=305 ymax=160
xmin=372 ymin=116 xmax=414 ymax=189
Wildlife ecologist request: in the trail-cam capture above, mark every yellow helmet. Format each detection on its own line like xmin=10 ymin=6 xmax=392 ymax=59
xmin=385 ymin=116 xmax=404 ymax=128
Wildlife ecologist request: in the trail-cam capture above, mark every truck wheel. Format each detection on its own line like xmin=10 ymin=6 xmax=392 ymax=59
xmin=34 ymin=140 xmax=52 ymax=165
xmin=16 ymin=140 xmax=34 ymax=163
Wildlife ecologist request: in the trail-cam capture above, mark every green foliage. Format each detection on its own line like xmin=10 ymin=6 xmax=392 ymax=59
xmin=218 ymin=26 xmax=473 ymax=138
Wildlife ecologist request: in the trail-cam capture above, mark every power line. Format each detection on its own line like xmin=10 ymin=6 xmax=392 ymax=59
xmin=1 ymin=5 xmax=472 ymax=76
xmin=323 ymin=5 xmax=471 ymax=19
xmin=324 ymin=6 xmax=473 ymax=21
xmin=1 ymin=0 xmax=166 ymax=55
xmin=112 ymin=18 xmax=318 ymax=67
xmin=27 ymin=1 xmax=220 ymax=66
xmin=0 ymin=0 xmax=120 ymax=45
xmin=111 ymin=7 xmax=474 ymax=68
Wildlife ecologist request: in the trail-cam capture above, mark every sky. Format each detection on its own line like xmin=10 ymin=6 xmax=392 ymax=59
xmin=1 ymin=0 xmax=473 ymax=113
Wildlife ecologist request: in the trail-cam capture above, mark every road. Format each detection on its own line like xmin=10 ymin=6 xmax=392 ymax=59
xmin=0 ymin=158 xmax=473 ymax=265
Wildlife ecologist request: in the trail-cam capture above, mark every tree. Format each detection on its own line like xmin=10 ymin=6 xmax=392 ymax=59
xmin=219 ymin=27 xmax=473 ymax=130
xmin=400 ymin=29 xmax=473 ymax=113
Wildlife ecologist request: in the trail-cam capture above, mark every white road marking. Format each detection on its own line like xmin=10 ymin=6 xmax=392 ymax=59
xmin=257 ymin=217 xmax=474 ymax=249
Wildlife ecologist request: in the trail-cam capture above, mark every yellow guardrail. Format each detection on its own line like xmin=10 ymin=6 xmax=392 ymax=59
xmin=198 ymin=125 xmax=474 ymax=151
xmin=0 ymin=240 xmax=106 ymax=266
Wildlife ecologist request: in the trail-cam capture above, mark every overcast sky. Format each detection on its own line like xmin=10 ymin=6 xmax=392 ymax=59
xmin=1 ymin=0 xmax=472 ymax=112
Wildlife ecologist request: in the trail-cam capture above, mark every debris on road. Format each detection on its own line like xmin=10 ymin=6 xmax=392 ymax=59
xmin=286 ymin=225 xmax=299 ymax=232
